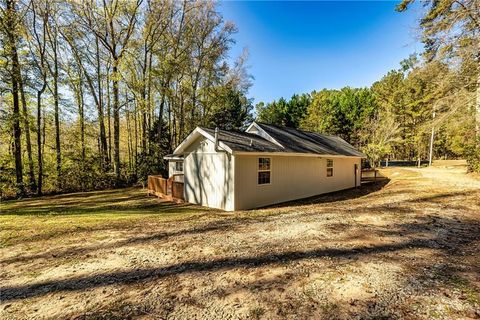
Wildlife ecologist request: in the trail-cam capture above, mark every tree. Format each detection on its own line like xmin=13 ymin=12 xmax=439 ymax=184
xmin=256 ymin=93 xmax=310 ymax=128
xmin=208 ymin=86 xmax=253 ymax=130
xmin=371 ymin=70 xmax=407 ymax=158
xmin=27 ymin=0 xmax=49 ymax=195
xmin=77 ymin=0 xmax=142 ymax=183
xmin=300 ymin=88 xmax=377 ymax=146
xmin=1 ymin=0 xmax=24 ymax=196
xmin=44 ymin=0 xmax=62 ymax=188
xmin=398 ymin=0 xmax=480 ymax=170
xmin=359 ymin=111 xmax=400 ymax=167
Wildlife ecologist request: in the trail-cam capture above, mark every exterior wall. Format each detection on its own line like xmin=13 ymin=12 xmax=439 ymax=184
xmin=234 ymin=154 xmax=361 ymax=210
xmin=183 ymin=137 xmax=235 ymax=211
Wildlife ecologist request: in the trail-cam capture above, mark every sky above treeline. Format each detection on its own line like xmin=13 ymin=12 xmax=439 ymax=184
xmin=219 ymin=0 xmax=424 ymax=104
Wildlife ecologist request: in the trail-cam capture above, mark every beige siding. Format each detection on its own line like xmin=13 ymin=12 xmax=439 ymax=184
xmin=234 ymin=155 xmax=361 ymax=210
xmin=183 ymin=137 xmax=235 ymax=211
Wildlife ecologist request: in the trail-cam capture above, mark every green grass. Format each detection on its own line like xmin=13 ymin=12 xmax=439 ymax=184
xmin=0 ymin=187 xmax=205 ymax=216
xmin=0 ymin=187 xmax=217 ymax=248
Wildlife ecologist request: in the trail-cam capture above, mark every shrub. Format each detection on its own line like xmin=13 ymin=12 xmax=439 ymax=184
xmin=465 ymin=140 xmax=480 ymax=173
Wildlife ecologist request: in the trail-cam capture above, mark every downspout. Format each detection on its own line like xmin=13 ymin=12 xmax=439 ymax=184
xmin=214 ymin=127 xmax=220 ymax=151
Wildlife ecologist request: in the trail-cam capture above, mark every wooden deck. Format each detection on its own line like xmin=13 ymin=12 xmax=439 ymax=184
xmin=361 ymin=168 xmax=387 ymax=184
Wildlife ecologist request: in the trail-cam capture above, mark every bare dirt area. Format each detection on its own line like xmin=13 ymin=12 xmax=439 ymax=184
xmin=1 ymin=166 xmax=479 ymax=319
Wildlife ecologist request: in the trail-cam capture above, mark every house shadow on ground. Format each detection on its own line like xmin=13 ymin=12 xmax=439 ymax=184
xmin=263 ymin=178 xmax=391 ymax=209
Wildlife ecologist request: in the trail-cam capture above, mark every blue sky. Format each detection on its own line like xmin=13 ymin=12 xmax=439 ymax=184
xmin=219 ymin=1 xmax=424 ymax=104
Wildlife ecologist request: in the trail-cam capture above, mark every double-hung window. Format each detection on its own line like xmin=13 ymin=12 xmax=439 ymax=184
xmin=258 ymin=158 xmax=271 ymax=185
xmin=175 ymin=161 xmax=183 ymax=172
xmin=326 ymin=159 xmax=333 ymax=177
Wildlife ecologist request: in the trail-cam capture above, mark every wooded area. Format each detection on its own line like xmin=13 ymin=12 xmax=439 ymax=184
xmin=0 ymin=0 xmax=253 ymax=198
xmin=0 ymin=0 xmax=478 ymax=199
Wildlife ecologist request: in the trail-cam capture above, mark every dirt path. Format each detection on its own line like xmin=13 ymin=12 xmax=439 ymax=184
xmin=1 ymin=167 xmax=479 ymax=319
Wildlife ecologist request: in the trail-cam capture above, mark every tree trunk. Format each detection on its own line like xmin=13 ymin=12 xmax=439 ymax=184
xmin=141 ymin=45 xmax=148 ymax=154
xmin=476 ymin=55 xmax=480 ymax=143
xmin=141 ymin=100 xmax=147 ymax=153
xmin=429 ymin=108 xmax=436 ymax=166
xmin=36 ymin=89 xmax=44 ymax=195
xmin=112 ymin=60 xmax=121 ymax=182
xmin=107 ymin=71 xmax=112 ymax=164
xmin=42 ymin=108 xmax=46 ymax=157
xmin=134 ymin=98 xmax=138 ymax=174
xmin=96 ymin=37 xmax=109 ymax=169
xmin=77 ymin=79 xmax=86 ymax=163
xmin=147 ymin=50 xmax=153 ymax=141
xmin=157 ymin=76 xmax=171 ymax=148
xmin=53 ymin=63 xmax=61 ymax=187
xmin=36 ymin=54 xmax=47 ymax=197
xmin=51 ymin=31 xmax=62 ymax=189
xmin=5 ymin=0 xmax=24 ymax=196
xmin=19 ymin=74 xmax=36 ymax=191
xmin=126 ymin=107 xmax=133 ymax=171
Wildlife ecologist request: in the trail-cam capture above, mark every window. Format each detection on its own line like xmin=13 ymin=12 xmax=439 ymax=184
xmin=175 ymin=161 xmax=183 ymax=172
xmin=258 ymin=157 xmax=271 ymax=184
xmin=326 ymin=159 xmax=333 ymax=177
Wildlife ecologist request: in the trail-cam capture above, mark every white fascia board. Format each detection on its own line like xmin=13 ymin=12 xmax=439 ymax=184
xmin=164 ymin=155 xmax=183 ymax=161
xmin=245 ymin=122 xmax=284 ymax=148
xmin=232 ymin=151 xmax=365 ymax=158
xmin=172 ymin=127 xmax=234 ymax=155
xmin=172 ymin=128 xmax=203 ymax=155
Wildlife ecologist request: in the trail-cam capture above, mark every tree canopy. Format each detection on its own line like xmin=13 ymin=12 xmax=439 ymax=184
xmin=0 ymin=0 xmax=253 ymax=198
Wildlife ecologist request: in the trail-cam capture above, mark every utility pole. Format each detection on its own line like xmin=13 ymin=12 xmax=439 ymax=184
xmin=428 ymin=106 xmax=436 ymax=166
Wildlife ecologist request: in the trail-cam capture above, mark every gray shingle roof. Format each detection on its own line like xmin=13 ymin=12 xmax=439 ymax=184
xmin=200 ymin=127 xmax=282 ymax=152
xmin=256 ymin=123 xmax=365 ymax=157
xmin=200 ymin=123 xmax=365 ymax=157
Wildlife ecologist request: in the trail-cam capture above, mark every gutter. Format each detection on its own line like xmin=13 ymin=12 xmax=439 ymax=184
xmin=232 ymin=151 xmax=366 ymax=158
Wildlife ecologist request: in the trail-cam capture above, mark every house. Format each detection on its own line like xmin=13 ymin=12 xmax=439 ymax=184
xmin=164 ymin=122 xmax=365 ymax=211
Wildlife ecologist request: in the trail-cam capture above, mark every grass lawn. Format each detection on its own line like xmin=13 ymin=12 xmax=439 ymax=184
xmin=1 ymin=167 xmax=479 ymax=319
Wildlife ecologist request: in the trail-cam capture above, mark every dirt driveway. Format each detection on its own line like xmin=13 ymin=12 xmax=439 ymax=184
xmin=1 ymin=166 xmax=479 ymax=319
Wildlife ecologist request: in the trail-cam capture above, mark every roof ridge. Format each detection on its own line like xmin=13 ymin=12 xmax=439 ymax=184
xmin=200 ymin=126 xmax=271 ymax=139
xmin=256 ymin=123 xmax=338 ymax=153
xmin=256 ymin=122 xmax=338 ymax=138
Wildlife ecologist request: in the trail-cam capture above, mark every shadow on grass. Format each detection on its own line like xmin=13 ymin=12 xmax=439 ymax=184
xmin=1 ymin=220 xmax=236 ymax=264
xmin=0 ymin=187 xmax=212 ymax=216
xmin=1 ymin=213 xmax=479 ymax=303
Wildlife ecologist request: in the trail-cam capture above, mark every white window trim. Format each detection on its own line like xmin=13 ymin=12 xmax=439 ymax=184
xmin=175 ymin=161 xmax=184 ymax=172
xmin=257 ymin=157 xmax=271 ymax=185
xmin=326 ymin=158 xmax=334 ymax=177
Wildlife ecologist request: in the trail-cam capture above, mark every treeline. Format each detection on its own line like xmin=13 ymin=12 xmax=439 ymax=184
xmin=257 ymin=0 xmax=479 ymax=170
xmin=256 ymin=59 xmax=475 ymax=165
xmin=0 ymin=0 xmax=478 ymax=199
xmin=0 ymin=0 xmax=253 ymax=198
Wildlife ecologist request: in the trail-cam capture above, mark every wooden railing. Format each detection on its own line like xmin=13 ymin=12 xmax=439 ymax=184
xmin=147 ymin=174 xmax=184 ymax=201
xmin=171 ymin=181 xmax=184 ymax=200
xmin=147 ymin=175 xmax=167 ymax=196
xmin=361 ymin=169 xmax=386 ymax=183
